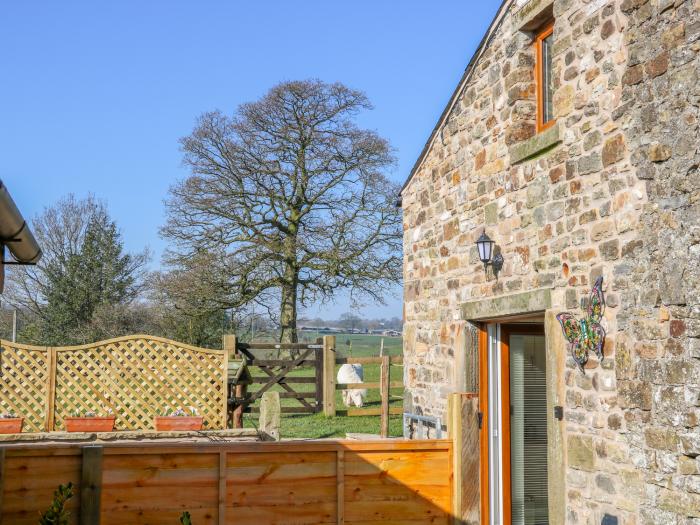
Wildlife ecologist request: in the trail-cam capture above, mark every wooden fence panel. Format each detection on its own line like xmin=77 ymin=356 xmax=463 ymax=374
xmin=0 ymin=440 xmax=453 ymax=525
xmin=0 ymin=335 xmax=228 ymax=432
xmin=344 ymin=449 xmax=452 ymax=524
xmin=227 ymin=451 xmax=337 ymax=524
xmin=2 ymin=450 xmax=82 ymax=524
xmin=101 ymin=451 xmax=219 ymax=524
xmin=0 ymin=341 xmax=49 ymax=432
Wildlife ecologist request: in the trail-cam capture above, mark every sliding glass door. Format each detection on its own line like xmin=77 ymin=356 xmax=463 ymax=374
xmin=506 ymin=331 xmax=549 ymax=525
xmin=484 ymin=324 xmax=549 ymax=525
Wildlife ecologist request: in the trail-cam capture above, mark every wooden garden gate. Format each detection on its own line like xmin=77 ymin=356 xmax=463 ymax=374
xmin=226 ymin=335 xmax=328 ymax=416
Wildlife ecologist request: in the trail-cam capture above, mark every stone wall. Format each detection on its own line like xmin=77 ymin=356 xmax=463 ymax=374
xmin=614 ymin=0 xmax=700 ymax=522
xmin=402 ymin=0 xmax=699 ymax=522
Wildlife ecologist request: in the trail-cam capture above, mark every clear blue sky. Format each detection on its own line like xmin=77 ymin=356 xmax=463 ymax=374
xmin=1 ymin=1 xmax=500 ymax=319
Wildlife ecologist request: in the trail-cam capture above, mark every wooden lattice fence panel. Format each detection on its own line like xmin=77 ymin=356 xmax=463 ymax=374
xmin=53 ymin=335 xmax=227 ymax=431
xmin=0 ymin=335 xmax=227 ymax=432
xmin=0 ymin=341 xmax=49 ymax=432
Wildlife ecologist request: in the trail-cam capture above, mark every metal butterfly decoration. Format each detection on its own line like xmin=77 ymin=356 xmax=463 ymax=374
xmin=556 ymin=276 xmax=606 ymax=373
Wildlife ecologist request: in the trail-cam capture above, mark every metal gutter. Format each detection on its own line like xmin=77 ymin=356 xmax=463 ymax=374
xmin=0 ymin=179 xmax=42 ymax=264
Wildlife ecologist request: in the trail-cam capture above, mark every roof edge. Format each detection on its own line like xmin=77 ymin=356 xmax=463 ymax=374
xmin=400 ymin=0 xmax=515 ymax=196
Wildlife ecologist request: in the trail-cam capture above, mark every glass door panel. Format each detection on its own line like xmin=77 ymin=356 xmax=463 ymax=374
xmin=509 ymin=334 xmax=548 ymax=525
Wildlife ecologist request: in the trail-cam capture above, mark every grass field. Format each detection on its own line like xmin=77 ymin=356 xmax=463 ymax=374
xmin=242 ymin=333 xmax=404 ymax=439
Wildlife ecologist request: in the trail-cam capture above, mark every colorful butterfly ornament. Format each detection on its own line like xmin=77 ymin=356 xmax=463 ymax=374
xmin=556 ymin=276 xmax=606 ymax=373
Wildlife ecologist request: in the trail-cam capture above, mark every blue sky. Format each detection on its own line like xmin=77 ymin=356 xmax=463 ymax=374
xmin=1 ymin=1 xmax=500 ymax=319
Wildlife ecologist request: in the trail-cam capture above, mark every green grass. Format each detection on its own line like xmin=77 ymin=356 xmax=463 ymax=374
xmin=243 ymin=334 xmax=404 ymax=439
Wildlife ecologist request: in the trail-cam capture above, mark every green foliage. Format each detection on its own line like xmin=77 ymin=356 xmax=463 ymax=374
xmin=41 ymin=211 xmax=143 ymax=344
xmin=38 ymin=482 xmax=73 ymax=525
xmin=180 ymin=511 xmax=193 ymax=525
xmin=8 ymin=195 xmax=149 ymax=346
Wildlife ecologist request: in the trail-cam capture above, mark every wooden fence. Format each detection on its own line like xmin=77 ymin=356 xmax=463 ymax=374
xmin=0 ymin=335 xmax=228 ymax=431
xmin=229 ymin=336 xmax=325 ymax=416
xmin=0 ymin=439 xmax=454 ymax=525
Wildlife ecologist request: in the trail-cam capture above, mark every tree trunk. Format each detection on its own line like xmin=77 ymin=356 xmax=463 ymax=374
xmin=279 ymin=280 xmax=298 ymax=343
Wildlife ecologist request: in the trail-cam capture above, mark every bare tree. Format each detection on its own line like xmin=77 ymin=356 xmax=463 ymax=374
xmin=162 ymin=80 xmax=402 ymax=342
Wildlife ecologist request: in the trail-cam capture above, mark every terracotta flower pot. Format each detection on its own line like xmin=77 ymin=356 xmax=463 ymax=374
xmin=0 ymin=418 xmax=23 ymax=434
xmin=65 ymin=416 xmax=116 ymax=432
xmin=154 ymin=416 xmax=204 ymax=431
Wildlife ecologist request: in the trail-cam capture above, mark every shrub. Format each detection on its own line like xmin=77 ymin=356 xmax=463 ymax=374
xmin=39 ymin=483 xmax=73 ymax=525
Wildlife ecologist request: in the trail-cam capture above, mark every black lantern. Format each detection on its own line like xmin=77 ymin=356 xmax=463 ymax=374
xmin=475 ymin=230 xmax=503 ymax=274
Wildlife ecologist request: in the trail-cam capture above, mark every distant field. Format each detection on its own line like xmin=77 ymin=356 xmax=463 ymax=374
xmin=244 ymin=333 xmax=404 ymax=438
xmin=298 ymin=332 xmax=403 ymax=357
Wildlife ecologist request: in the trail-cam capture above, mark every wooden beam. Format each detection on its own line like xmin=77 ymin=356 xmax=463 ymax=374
xmin=0 ymin=447 xmax=5 ymax=522
xmin=251 ymin=376 xmax=316 ymax=384
xmin=315 ymin=342 xmax=324 ymax=413
xmin=335 ymin=356 xmax=404 ymax=365
xmin=380 ymin=355 xmax=390 ymax=438
xmin=233 ymin=383 xmax=246 ymax=428
xmin=80 ymin=445 xmax=103 ymax=525
xmin=336 ymin=381 xmax=403 ymax=390
xmin=336 ymin=449 xmax=345 ymax=525
xmin=218 ymin=451 xmax=227 ymax=525
xmin=238 ymin=342 xmax=321 ymax=349
xmin=323 ymin=336 xmax=336 ymax=417
xmin=336 ymin=407 xmax=403 ymax=417
xmin=223 ymin=333 xmax=237 ymax=360
xmin=449 ymin=393 xmax=463 ymax=524
xmin=45 ymin=347 xmax=57 ymax=432
xmin=246 ymin=349 xmax=313 ymax=404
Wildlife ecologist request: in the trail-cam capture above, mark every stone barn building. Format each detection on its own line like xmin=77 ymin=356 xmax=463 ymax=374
xmin=400 ymin=0 xmax=699 ymax=523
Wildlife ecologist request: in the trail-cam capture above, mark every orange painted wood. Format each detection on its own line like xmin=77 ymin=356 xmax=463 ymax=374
xmin=154 ymin=416 xmax=204 ymax=431
xmin=65 ymin=417 xmax=115 ymax=433
xmin=478 ymin=324 xmax=489 ymax=525
xmin=0 ymin=418 xmax=23 ymax=434
xmin=535 ymin=20 xmax=555 ymax=133
xmin=0 ymin=439 xmax=453 ymax=525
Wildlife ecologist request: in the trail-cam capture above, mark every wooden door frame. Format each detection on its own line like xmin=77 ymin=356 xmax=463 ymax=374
xmin=478 ymin=324 xmax=489 ymax=524
xmin=479 ymin=323 xmax=545 ymax=525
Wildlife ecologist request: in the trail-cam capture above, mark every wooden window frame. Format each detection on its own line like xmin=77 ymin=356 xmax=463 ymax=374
xmin=535 ymin=20 xmax=555 ymax=133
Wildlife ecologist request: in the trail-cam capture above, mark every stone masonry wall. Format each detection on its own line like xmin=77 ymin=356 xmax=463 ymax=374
xmin=614 ymin=0 xmax=700 ymax=523
xmin=402 ymin=0 xmax=699 ymax=522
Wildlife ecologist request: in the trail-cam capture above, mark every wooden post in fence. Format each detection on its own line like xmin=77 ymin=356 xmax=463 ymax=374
xmin=0 ymin=447 xmax=5 ymax=520
xmin=45 ymin=347 xmax=57 ymax=432
xmin=448 ymin=392 xmax=481 ymax=525
xmin=380 ymin=355 xmax=390 ymax=438
xmin=323 ymin=335 xmax=336 ymax=417
xmin=315 ymin=338 xmax=324 ymax=413
xmin=223 ymin=334 xmax=237 ymax=360
xmin=80 ymin=445 xmax=103 ymax=525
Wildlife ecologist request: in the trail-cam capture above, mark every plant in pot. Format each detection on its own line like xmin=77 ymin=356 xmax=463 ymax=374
xmin=155 ymin=407 xmax=203 ymax=431
xmin=0 ymin=411 xmax=24 ymax=434
xmin=65 ymin=409 xmax=116 ymax=432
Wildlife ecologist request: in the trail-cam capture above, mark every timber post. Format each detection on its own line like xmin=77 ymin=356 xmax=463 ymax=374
xmin=315 ymin=338 xmax=324 ymax=412
xmin=223 ymin=334 xmax=240 ymax=428
xmin=323 ymin=335 xmax=336 ymax=416
xmin=448 ymin=392 xmax=481 ymax=525
xmin=223 ymin=333 xmax=237 ymax=360
xmin=80 ymin=445 xmax=103 ymax=525
xmin=379 ymin=355 xmax=390 ymax=438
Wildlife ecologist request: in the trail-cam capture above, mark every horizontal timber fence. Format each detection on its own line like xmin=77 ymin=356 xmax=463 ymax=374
xmin=0 ymin=335 xmax=228 ymax=431
xmin=0 ymin=438 xmax=454 ymax=525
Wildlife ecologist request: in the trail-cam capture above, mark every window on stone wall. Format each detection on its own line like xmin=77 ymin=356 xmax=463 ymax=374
xmin=535 ymin=19 xmax=555 ymax=132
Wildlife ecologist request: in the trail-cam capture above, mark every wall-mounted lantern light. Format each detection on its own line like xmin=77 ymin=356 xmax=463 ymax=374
xmin=475 ymin=230 xmax=503 ymax=274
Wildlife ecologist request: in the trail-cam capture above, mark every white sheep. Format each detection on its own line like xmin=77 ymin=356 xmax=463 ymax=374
xmin=337 ymin=364 xmax=367 ymax=408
